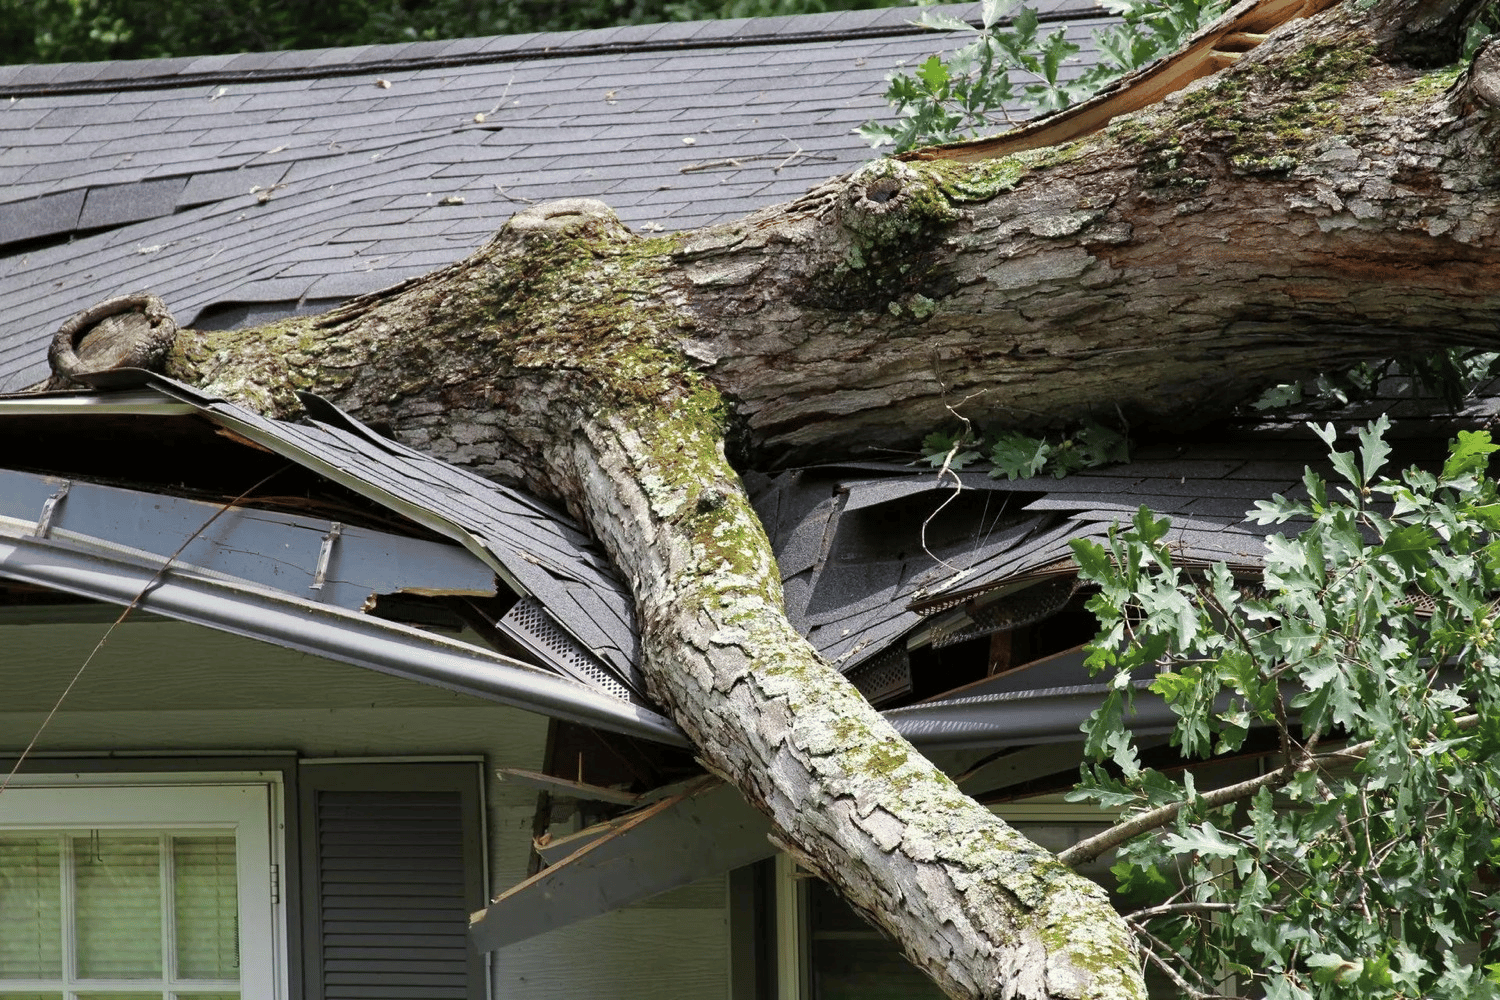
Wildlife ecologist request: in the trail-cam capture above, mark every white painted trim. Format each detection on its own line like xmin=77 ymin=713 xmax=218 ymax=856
xmin=774 ymin=853 xmax=807 ymax=1000
xmin=0 ymin=769 xmax=284 ymax=787
xmin=0 ymin=772 xmax=286 ymax=1000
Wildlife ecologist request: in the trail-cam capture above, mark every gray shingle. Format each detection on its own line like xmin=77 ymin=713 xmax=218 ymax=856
xmin=0 ymin=178 xmax=47 ymax=204
xmin=77 ymin=177 xmax=187 ymax=229
xmin=0 ymin=189 xmax=84 ymax=245
xmin=0 ymin=138 xmax=101 ymax=167
xmin=0 ymin=106 xmax=50 ymax=129
xmin=177 ymin=164 xmax=291 ymax=207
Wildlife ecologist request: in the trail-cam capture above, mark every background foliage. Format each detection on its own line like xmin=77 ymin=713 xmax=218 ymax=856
xmin=0 ymin=0 xmax=904 ymax=64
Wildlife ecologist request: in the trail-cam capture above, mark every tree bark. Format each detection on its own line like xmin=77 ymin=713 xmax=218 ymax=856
xmin=147 ymin=2 xmax=1500 ymax=997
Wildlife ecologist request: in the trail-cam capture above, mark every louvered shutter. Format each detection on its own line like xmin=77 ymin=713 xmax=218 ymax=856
xmin=300 ymin=764 xmax=485 ymax=1000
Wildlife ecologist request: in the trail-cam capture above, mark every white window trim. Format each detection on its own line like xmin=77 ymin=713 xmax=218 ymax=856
xmin=0 ymin=770 xmax=288 ymax=999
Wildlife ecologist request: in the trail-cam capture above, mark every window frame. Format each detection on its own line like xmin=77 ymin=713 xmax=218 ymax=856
xmin=0 ymin=766 xmax=291 ymax=1000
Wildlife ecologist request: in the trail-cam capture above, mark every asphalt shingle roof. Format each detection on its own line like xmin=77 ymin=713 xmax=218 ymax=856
xmin=752 ymin=444 xmax=1333 ymax=672
xmin=0 ymin=0 xmax=1111 ymax=392
xmin=8 ymin=3 xmax=1500 ymax=717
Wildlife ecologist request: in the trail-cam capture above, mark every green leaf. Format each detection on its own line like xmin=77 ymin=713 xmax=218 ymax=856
xmin=1069 ymin=537 xmax=1113 ymax=582
xmin=1357 ymin=413 xmax=1392 ymax=483
xmin=1307 ymin=953 xmax=1364 ymax=985
xmin=989 ymin=433 xmax=1051 ymax=479
xmin=1130 ymin=505 xmax=1172 ymax=545
xmin=1252 ymin=381 xmax=1303 ymax=410
xmin=916 ymin=54 xmax=950 ymax=92
xmin=1380 ymin=524 xmax=1439 ymax=576
xmin=980 ymin=0 xmax=1019 ymax=29
xmin=1328 ymin=447 xmax=1361 ymax=489
xmin=1445 ymin=429 xmax=1500 ymax=479
xmin=1162 ymin=821 xmax=1240 ymax=858
xmin=919 ymin=11 xmax=979 ymax=32
xmin=1073 ymin=420 xmax=1130 ymax=467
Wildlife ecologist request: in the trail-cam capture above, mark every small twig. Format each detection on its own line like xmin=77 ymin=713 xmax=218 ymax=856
xmin=774 ymin=138 xmax=808 ymax=173
xmin=678 ymin=147 xmax=837 ymax=175
xmin=494 ymin=184 xmax=537 ymax=205
xmin=1128 ymin=920 xmax=1222 ymax=1000
xmin=0 ymin=466 xmax=288 ymax=795
xmin=680 ymin=158 xmax=743 ymax=173
xmin=487 ymin=74 xmax=515 ymax=116
xmin=1127 ymin=900 xmax=1280 ymax=922
xmin=919 ymin=391 xmax=987 ymax=585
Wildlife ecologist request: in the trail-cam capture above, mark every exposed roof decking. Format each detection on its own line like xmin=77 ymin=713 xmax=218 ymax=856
xmin=0 ymin=1 xmax=1112 ymax=390
xmin=0 ymin=379 xmax=646 ymax=701
xmin=749 ymin=443 xmax=1327 ymax=671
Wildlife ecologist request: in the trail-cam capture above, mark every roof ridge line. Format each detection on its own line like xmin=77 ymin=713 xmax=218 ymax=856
xmin=0 ymin=6 xmax=1108 ymax=99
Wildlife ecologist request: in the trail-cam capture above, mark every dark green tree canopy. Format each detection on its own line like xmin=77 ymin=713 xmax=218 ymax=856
xmin=0 ymin=0 xmax=903 ymax=65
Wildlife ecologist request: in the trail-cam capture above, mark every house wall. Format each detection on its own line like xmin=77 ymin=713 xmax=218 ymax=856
xmin=0 ymin=615 xmax=728 ymax=1000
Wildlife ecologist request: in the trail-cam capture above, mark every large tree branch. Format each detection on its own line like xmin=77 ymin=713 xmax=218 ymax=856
xmin=662 ymin=4 xmax=1500 ymax=463
xmin=111 ymin=3 xmax=1500 ymax=997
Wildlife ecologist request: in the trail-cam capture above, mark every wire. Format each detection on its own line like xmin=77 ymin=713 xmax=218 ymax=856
xmin=0 ymin=465 xmax=290 ymax=794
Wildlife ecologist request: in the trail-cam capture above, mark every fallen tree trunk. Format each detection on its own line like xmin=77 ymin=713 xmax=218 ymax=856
xmin=142 ymin=2 xmax=1500 ymax=996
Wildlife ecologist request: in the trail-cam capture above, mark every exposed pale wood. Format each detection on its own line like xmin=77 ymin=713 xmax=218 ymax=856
xmin=1220 ymin=31 xmax=1270 ymax=47
xmin=496 ymin=766 xmax=641 ymax=805
xmin=472 ymin=778 xmax=772 ymax=950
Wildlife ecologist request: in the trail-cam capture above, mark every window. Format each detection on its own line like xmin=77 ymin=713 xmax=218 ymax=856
xmin=765 ymin=798 xmax=1121 ymax=1000
xmin=0 ymin=777 xmax=283 ymax=1000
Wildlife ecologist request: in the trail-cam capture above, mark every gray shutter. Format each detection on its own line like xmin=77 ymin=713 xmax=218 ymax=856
xmin=301 ymin=765 xmax=485 ymax=1000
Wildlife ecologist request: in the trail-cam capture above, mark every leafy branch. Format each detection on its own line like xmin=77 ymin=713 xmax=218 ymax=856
xmin=1250 ymin=348 xmax=1500 ymax=414
xmin=1062 ymin=417 xmax=1500 ymax=999
xmin=861 ymin=0 xmax=1230 ymax=152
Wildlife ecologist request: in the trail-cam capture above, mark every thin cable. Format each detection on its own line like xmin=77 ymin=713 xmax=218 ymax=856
xmin=1 ymin=465 xmax=289 ymax=794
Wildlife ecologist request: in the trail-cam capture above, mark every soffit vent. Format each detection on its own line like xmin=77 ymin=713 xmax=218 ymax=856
xmin=847 ymin=645 xmax=912 ymax=706
xmin=930 ymin=576 xmax=1079 ymax=649
xmin=499 ymin=595 xmax=634 ymax=703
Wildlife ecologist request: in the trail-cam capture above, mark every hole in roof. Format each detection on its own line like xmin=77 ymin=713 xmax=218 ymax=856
xmin=0 ymin=223 xmax=116 ymax=258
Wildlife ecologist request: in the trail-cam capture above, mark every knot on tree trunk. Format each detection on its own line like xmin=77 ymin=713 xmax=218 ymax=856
xmin=840 ymin=160 xmax=949 ymax=238
xmin=48 ymin=292 xmax=177 ymax=386
xmin=496 ymin=197 xmax=634 ymax=248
